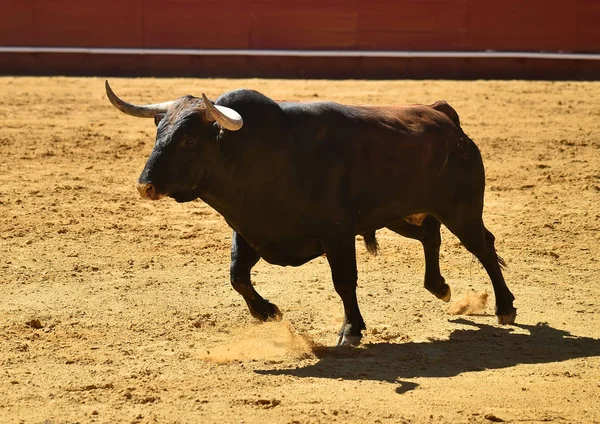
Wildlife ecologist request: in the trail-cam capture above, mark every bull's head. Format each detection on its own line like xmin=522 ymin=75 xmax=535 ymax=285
xmin=105 ymin=81 xmax=243 ymax=203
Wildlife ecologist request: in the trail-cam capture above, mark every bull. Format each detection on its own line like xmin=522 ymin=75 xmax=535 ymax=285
xmin=105 ymin=81 xmax=516 ymax=346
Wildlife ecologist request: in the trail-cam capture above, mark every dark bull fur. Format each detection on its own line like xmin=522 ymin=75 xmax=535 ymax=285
xmin=105 ymin=82 xmax=517 ymax=346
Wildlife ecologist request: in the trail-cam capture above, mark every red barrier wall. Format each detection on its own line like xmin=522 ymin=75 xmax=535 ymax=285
xmin=1 ymin=0 xmax=599 ymax=52
xmin=1 ymin=1 xmax=599 ymax=78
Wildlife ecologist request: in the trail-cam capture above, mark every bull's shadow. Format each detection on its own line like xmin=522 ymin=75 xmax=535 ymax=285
xmin=256 ymin=319 xmax=600 ymax=388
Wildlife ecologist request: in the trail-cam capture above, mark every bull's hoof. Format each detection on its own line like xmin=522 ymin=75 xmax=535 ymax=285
xmin=496 ymin=308 xmax=517 ymax=325
xmin=438 ymin=286 xmax=452 ymax=303
xmin=336 ymin=334 xmax=362 ymax=347
xmin=265 ymin=302 xmax=283 ymax=321
xmin=427 ymin=283 xmax=451 ymax=303
xmin=336 ymin=323 xmax=363 ymax=347
xmin=250 ymin=301 xmax=283 ymax=322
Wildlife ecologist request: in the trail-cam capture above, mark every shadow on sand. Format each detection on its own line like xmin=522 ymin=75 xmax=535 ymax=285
xmin=256 ymin=319 xmax=600 ymax=393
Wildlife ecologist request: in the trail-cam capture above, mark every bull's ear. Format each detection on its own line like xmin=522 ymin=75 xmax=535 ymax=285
xmin=154 ymin=113 xmax=165 ymax=126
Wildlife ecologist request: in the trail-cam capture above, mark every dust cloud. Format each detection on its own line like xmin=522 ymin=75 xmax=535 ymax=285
xmin=448 ymin=291 xmax=489 ymax=316
xmin=200 ymin=321 xmax=317 ymax=363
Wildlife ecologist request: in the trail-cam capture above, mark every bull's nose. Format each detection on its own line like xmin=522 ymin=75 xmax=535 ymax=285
xmin=137 ymin=182 xmax=161 ymax=200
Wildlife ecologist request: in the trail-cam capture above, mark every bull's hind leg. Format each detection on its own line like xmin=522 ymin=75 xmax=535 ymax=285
xmin=439 ymin=216 xmax=516 ymax=324
xmin=230 ymin=231 xmax=282 ymax=321
xmin=387 ymin=215 xmax=451 ymax=302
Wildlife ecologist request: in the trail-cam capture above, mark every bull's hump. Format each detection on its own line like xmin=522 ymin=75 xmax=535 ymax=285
xmin=429 ymin=100 xmax=461 ymax=128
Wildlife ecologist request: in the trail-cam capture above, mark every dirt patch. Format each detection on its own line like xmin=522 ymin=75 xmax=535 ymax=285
xmin=1 ymin=77 xmax=599 ymax=423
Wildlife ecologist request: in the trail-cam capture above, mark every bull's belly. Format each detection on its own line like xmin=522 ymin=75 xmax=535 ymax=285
xmin=249 ymin=238 xmax=325 ymax=267
xmin=353 ymin=195 xmax=436 ymax=233
xmin=238 ymin=210 xmax=429 ymax=267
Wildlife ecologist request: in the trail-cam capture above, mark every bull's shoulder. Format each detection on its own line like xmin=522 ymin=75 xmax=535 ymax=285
xmin=428 ymin=100 xmax=461 ymax=128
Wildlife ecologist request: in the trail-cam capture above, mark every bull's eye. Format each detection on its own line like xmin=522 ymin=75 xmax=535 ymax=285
xmin=181 ymin=136 xmax=196 ymax=146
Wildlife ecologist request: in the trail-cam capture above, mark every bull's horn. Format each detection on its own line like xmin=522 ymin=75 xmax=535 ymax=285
xmin=201 ymin=93 xmax=243 ymax=131
xmin=105 ymin=80 xmax=175 ymax=118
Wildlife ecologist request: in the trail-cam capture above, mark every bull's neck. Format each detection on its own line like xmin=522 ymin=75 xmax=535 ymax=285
xmin=197 ymin=142 xmax=284 ymax=226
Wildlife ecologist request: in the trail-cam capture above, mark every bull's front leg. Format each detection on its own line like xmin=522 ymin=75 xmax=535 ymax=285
xmin=230 ymin=231 xmax=282 ymax=321
xmin=322 ymin=235 xmax=365 ymax=346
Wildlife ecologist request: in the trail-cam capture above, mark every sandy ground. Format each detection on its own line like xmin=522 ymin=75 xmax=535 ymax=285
xmin=1 ymin=77 xmax=599 ymax=424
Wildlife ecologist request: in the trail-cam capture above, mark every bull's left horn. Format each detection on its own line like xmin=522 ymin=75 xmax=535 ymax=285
xmin=105 ymin=80 xmax=175 ymax=118
xmin=201 ymin=93 xmax=243 ymax=131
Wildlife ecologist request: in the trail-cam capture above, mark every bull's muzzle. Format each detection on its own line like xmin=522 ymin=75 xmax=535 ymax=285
xmin=136 ymin=182 xmax=163 ymax=200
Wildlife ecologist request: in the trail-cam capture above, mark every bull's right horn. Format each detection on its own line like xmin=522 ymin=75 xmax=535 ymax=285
xmin=105 ymin=80 xmax=175 ymax=118
xmin=201 ymin=93 xmax=243 ymax=131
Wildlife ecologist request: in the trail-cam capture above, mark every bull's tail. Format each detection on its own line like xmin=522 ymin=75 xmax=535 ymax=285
xmin=363 ymin=231 xmax=379 ymax=256
xmin=476 ymin=251 xmax=507 ymax=269
xmin=487 ymin=228 xmax=507 ymax=269
xmin=497 ymin=254 xmax=507 ymax=269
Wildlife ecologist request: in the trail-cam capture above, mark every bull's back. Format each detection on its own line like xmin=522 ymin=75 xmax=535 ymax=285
xmin=347 ymin=103 xmax=477 ymax=197
xmin=282 ymin=101 xmax=484 ymax=230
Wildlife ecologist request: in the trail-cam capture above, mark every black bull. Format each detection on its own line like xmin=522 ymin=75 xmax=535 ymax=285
xmin=105 ymin=81 xmax=516 ymax=346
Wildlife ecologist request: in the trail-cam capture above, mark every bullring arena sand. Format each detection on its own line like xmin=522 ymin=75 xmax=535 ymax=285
xmin=1 ymin=77 xmax=599 ymax=423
